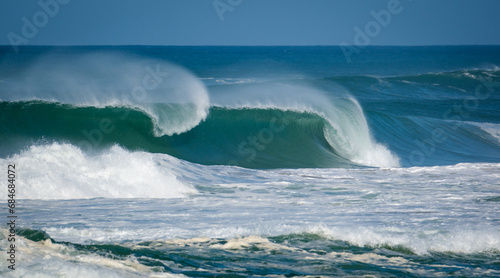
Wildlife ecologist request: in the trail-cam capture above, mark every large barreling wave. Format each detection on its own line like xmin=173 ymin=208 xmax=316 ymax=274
xmin=0 ymin=52 xmax=399 ymax=168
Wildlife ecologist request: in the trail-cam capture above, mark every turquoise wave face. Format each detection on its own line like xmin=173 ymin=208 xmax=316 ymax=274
xmin=0 ymin=102 xmax=349 ymax=168
xmin=1 ymin=95 xmax=499 ymax=169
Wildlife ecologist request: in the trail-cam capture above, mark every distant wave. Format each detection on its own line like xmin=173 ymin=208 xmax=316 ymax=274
xmin=324 ymin=68 xmax=500 ymax=100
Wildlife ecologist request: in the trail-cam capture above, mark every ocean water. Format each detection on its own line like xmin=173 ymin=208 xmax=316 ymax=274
xmin=0 ymin=45 xmax=499 ymax=277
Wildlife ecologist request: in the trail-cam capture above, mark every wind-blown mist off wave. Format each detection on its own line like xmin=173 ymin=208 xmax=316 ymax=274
xmin=0 ymin=52 xmax=209 ymax=136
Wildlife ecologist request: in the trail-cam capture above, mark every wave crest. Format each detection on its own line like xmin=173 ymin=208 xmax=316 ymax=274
xmin=0 ymin=52 xmax=209 ymax=136
xmin=1 ymin=143 xmax=196 ymax=199
xmin=211 ymin=82 xmax=399 ymax=167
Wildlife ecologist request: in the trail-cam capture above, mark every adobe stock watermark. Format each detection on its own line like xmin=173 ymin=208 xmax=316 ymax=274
xmin=78 ymin=65 xmax=170 ymax=153
xmin=213 ymin=0 xmax=243 ymax=21
xmin=340 ymin=0 xmax=410 ymax=63
xmin=7 ymin=0 xmax=71 ymax=53
xmin=228 ymin=114 xmax=289 ymax=167
xmin=408 ymin=74 xmax=500 ymax=166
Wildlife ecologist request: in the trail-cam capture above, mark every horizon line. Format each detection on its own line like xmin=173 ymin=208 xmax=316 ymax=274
xmin=1 ymin=44 xmax=500 ymax=47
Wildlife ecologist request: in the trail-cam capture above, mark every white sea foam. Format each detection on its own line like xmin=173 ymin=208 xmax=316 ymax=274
xmin=306 ymin=224 xmax=500 ymax=255
xmin=0 ymin=230 xmax=185 ymax=278
xmin=3 ymin=139 xmax=499 ymax=256
xmin=39 ymin=221 xmax=500 ymax=256
xmin=6 ymin=226 xmax=495 ymax=277
xmin=0 ymin=143 xmax=196 ymax=200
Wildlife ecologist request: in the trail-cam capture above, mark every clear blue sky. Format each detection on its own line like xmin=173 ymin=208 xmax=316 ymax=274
xmin=1 ymin=0 xmax=499 ymax=46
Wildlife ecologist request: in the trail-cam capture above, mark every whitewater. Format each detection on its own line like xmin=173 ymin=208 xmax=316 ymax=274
xmin=0 ymin=46 xmax=499 ymax=277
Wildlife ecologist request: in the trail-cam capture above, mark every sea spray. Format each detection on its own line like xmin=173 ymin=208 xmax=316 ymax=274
xmin=0 ymin=52 xmax=210 ymax=136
